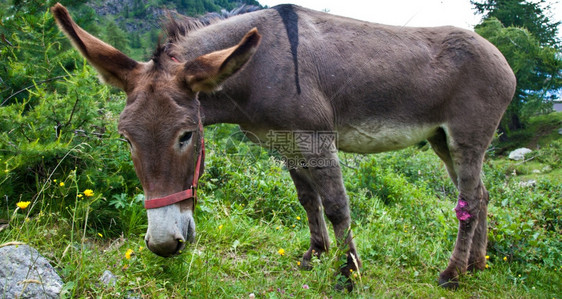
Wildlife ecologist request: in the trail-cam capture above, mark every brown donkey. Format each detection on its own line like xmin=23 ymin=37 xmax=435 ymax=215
xmin=52 ymin=3 xmax=516 ymax=289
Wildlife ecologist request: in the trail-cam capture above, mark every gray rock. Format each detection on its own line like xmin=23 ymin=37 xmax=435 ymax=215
xmin=0 ymin=244 xmax=63 ymax=299
xmin=519 ymin=180 xmax=537 ymax=188
xmin=508 ymin=148 xmax=533 ymax=161
xmin=100 ymin=270 xmax=117 ymax=287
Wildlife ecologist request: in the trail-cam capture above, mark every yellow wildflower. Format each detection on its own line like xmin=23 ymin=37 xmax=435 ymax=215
xmin=503 ymin=256 xmax=507 ymax=261
xmin=53 ymin=179 xmax=57 ymax=183
xmin=98 ymin=233 xmax=103 ymax=238
xmin=485 ymin=264 xmax=489 ymax=269
xmin=218 ymin=224 xmax=223 ymax=230
xmin=59 ymin=182 xmax=65 ymax=187
xmin=297 ymin=261 xmax=301 ymax=266
xmin=77 ymin=194 xmax=83 ymax=198
xmin=485 ymin=255 xmax=490 ymax=260
xmin=296 ymin=216 xmax=301 ymax=220
xmin=125 ymin=249 xmax=134 ymax=259
xmin=83 ymin=189 xmax=94 ymax=197
xmin=16 ymin=201 xmax=31 ymax=209
xmin=278 ymin=248 xmax=285 ymax=256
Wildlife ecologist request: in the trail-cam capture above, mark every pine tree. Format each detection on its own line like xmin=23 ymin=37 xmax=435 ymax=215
xmin=472 ymin=0 xmax=561 ymax=132
xmin=105 ymin=20 xmax=129 ymax=52
xmin=472 ymin=0 xmax=560 ymax=47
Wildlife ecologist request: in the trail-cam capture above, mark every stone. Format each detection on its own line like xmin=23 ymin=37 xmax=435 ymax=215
xmin=519 ymin=180 xmax=537 ymax=188
xmin=0 ymin=244 xmax=63 ymax=299
xmin=508 ymin=148 xmax=532 ymax=161
xmin=100 ymin=270 xmax=117 ymax=287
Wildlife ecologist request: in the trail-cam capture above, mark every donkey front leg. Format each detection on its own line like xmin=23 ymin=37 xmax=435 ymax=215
xmin=290 ymin=168 xmax=331 ymax=269
xmin=303 ymin=156 xmax=362 ymax=280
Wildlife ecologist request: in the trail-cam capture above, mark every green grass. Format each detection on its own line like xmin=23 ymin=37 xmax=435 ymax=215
xmin=494 ymin=111 xmax=562 ymax=152
xmin=1 ymin=122 xmax=561 ymax=298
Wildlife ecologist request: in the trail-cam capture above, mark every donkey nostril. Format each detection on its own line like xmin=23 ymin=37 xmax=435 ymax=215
xmin=144 ymin=235 xmax=185 ymax=257
xmin=176 ymin=238 xmax=186 ymax=253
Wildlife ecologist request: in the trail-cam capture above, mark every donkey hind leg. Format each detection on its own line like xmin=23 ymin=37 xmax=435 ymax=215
xmin=439 ymin=148 xmax=487 ymax=288
xmin=290 ymin=168 xmax=331 ymax=269
xmin=429 ymin=128 xmax=489 ymax=288
xmin=468 ymin=185 xmax=489 ymax=272
xmin=428 ymin=128 xmax=458 ymax=188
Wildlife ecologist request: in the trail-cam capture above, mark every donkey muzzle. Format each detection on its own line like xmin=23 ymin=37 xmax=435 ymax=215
xmin=145 ymin=206 xmax=195 ymax=257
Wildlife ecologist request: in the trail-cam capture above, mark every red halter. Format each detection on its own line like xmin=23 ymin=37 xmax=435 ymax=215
xmin=143 ymin=122 xmax=205 ymax=209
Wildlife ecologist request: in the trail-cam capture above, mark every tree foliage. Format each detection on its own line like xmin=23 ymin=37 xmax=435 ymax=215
xmin=472 ymin=0 xmax=561 ymax=132
xmin=105 ymin=20 xmax=130 ymax=53
xmin=472 ymin=0 xmax=560 ymax=46
xmin=475 ymin=18 xmax=562 ymax=130
xmin=0 ymin=0 xmax=99 ymax=105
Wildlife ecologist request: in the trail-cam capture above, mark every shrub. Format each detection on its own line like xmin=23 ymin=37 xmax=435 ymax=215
xmin=0 ymin=61 xmax=140 ymax=235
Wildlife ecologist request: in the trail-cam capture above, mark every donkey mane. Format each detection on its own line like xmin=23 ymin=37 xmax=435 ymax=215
xmin=150 ymin=5 xmax=260 ymax=66
xmin=164 ymin=5 xmax=261 ymax=42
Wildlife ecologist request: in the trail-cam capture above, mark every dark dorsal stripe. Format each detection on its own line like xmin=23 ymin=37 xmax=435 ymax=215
xmin=274 ymin=4 xmax=301 ymax=95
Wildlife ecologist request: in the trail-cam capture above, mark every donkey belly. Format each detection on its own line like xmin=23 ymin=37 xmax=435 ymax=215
xmin=337 ymin=121 xmax=438 ymax=154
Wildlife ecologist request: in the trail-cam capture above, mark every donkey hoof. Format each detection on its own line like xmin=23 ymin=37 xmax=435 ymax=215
xmin=301 ymin=248 xmax=323 ymax=270
xmin=467 ymin=259 xmax=486 ymax=272
xmin=438 ymin=274 xmax=459 ymax=290
xmin=300 ymin=260 xmax=313 ymax=271
xmin=335 ymin=276 xmax=354 ymax=292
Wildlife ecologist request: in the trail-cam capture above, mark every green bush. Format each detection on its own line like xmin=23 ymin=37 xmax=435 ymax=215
xmin=0 ymin=59 xmax=141 ymax=236
xmin=199 ymin=124 xmax=303 ymax=223
xmin=535 ymin=139 xmax=561 ymax=169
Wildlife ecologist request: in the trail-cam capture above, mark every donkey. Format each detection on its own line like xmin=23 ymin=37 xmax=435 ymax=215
xmin=52 ymin=3 xmax=516 ymax=289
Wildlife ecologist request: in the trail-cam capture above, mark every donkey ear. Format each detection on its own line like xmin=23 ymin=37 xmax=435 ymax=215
xmin=183 ymin=28 xmax=261 ymax=92
xmin=51 ymin=3 xmax=140 ymax=91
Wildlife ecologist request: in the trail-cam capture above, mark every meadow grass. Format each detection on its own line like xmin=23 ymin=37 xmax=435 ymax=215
xmin=1 ymin=124 xmax=560 ymax=298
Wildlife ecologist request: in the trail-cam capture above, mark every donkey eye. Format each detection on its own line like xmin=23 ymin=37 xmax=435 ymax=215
xmin=119 ymin=136 xmax=132 ymax=148
xmin=179 ymin=132 xmax=193 ymax=147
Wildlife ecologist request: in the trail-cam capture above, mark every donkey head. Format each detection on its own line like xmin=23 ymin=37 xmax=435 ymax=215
xmin=52 ymin=3 xmax=261 ymax=257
